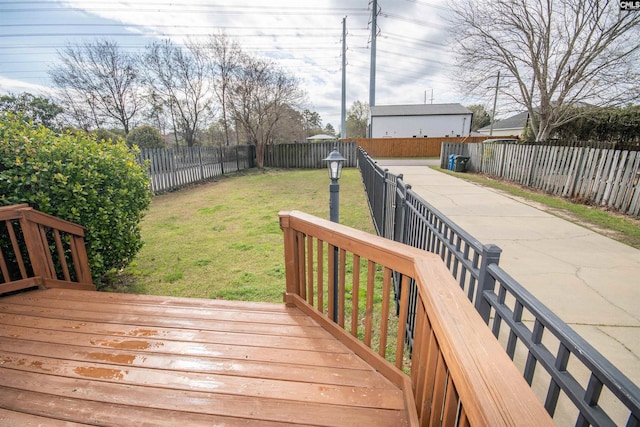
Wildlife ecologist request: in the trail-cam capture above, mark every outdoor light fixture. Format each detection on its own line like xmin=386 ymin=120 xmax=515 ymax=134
xmin=323 ymin=146 xmax=345 ymax=323
xmin=324 ymin=147 xmax=346 ymax=182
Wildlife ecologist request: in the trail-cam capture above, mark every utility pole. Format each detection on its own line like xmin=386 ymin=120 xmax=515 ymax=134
xmin=341 ymin=16 xmax=347 ymax=139
xmin=489 ymin=71 xmax=500 ymax=136
xmin=369 ymin=0 xmax=378 ymax=107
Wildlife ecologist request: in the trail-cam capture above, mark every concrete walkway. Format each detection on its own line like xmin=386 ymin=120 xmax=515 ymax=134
xmin=376 ymin=159 xmax=640 ymax=388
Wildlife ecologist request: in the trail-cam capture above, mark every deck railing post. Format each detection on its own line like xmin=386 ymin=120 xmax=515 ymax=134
xmin=279 ymin=214 xmax=299 ymax=303
xmin=474 ymin=244 xmax=502 ymax=323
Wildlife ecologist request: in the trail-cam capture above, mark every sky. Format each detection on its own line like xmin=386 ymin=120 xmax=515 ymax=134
xmin=0 ymin=0 xmax=476 ymax=130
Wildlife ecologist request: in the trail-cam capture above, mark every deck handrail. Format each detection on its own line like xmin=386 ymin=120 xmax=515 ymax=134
xmin=280 ymin=210 xmax=554 ymax=426
xmin=0 ymin=205 xmax=95 ymax=295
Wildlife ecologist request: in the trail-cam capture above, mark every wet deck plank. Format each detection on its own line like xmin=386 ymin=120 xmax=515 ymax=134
xmin=0 ymin=289 xmax=408 ymax=426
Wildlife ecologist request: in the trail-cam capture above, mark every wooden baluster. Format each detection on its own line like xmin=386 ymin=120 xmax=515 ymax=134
xmin=316 ymin=239 xmax=324 ymax=313
xmin=442 ymin=374 xmax=460 ymax=426
xmin=297 ymin=232 xmax=306 ymax=300
xmin=395 ymin=274 xmax=411 ymax=369
xmin=338 ymin=248 xmax=346 ymax=328
xmin=38 ymin=225 xmax=57 ymax=279
xmin=379 ymin=267 xmax=392 ymax=358
xmin=411 ymin=302 xmax=428 ymax=418
xmin=420 ymin=328 xmax=440 ymax=425
xmin=307 ymin=235 xmax=314 ymax=307
xmin=328 ymin=244 xmax=335 ymax=321
xmin=6 ymin=220 xmax=28 ymax=279
xmin=364 ymin=260 xmax=375 ymax=348
xmin=53 ymin=230 xmax=71 ymax=282
xmin=351 ymin=254 xmax=360 ymax=337
xmin=69 ymin=236 xmax=91 ymax=284
xmin=0 ymin=246 xmax=10 ymax=283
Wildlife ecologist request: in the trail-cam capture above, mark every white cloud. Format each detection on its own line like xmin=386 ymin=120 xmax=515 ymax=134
xmin=0 ymin=76 xmax=55 ymax=97
xmin=1 ymin=0 xmax=472 ymax=129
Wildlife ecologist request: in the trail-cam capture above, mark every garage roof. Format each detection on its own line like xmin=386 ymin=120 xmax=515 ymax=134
xmin=370 ymin=103 xmax=471 ymax=117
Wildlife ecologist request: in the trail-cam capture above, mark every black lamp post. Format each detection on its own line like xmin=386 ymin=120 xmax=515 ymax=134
xmin=323 ymin=147 xmax=345 ymax=322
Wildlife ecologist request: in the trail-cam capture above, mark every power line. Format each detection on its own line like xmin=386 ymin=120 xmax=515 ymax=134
xmin=1 ymin=5 xmax=370 ymax=16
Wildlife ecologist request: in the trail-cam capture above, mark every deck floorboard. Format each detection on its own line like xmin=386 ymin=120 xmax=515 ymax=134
xmin=0 ymin=289 xmax=408 ymax=426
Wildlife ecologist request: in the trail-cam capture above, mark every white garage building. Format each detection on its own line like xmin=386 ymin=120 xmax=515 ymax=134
xmin=370 ymin=103 xmax=473 ymax=138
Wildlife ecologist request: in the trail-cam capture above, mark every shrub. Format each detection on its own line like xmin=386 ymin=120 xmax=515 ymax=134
xmin=0 ymin=112 xmax=151 ymax=286
xmin=93 ymin=128 xmax=122 ymax=144
xmin=126 ymin=125 xmax=166 ymax=148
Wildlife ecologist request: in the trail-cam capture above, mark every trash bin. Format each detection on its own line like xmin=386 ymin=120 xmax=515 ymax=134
xmin=454 ymin=156 xmax=470 ymax=172
xmin=448 ymin=154 xmax=458 ymax=171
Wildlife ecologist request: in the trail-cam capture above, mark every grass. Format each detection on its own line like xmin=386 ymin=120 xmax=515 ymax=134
xmin=120 ymin=168 xmax=376 ymax=301
xmin=434 ymin=166 xmax=640 ymax=249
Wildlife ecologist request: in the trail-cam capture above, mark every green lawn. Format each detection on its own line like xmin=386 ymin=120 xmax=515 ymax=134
xmin=119 ymin=164 xmax=639 ymax=303
xmin=120 ymin=168 xmax=375 ymax=301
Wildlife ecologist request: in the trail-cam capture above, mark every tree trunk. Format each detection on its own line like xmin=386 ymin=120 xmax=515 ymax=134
xmin=255 ymin=143 xmax=265 ymax=168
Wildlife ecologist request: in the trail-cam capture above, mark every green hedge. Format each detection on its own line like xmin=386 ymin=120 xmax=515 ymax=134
xmin=0 ymin=113 xmax=151 ymax=285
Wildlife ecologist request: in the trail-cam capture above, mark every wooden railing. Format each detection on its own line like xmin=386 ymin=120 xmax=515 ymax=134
xmin=280 ymin=211 xmax=554 ymax=426
xmin=0 ymin=205 xmax=95 ymax=295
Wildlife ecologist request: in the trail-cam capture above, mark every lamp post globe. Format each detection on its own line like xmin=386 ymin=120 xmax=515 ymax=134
xmin=323 ymin=147 xmax=346 ymax=224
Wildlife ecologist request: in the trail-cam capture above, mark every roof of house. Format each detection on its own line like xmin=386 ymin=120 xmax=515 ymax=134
xmin=478 ymin=111 xmax=529 ymax=131
xmin=370 ymin=103 xmax=472 ymax=117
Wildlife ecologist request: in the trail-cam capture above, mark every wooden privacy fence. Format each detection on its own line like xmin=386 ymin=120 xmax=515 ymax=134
xmin=280 ymin=210 xmax=554 ymax=426
xmin=441 ymin=142 xmax=640 ymax=217
xmin=263 ymin=141 xmax=357 ymax=168
xmin=137 ymin=145 xmax=254 ymax=194
xmin=354 ymin=136 xmax=491 ymax=158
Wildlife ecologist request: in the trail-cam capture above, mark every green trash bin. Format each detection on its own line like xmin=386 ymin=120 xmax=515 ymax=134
xmin=454 ymin=156 xmax=470 ymax=172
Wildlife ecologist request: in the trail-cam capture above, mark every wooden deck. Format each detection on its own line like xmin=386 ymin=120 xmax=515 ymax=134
xmin=1 ymin=205 xmax=556 ymax=426
xmin=0 ymin=288 xmax=408 ymax=426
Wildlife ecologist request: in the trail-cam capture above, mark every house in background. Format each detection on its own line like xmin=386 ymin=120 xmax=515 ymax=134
xmin=477 ymin=111 xmax=529 ymax=137
xmin=369 ymin=103 xmax=473 ymax=138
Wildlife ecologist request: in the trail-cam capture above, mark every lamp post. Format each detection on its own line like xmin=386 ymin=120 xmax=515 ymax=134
xmin=323 ymin=147 xmax=345 ymax=322
xmin=323 ymin=147 xmax=346 ymax=223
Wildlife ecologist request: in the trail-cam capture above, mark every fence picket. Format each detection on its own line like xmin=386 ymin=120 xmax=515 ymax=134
xmin=605 ymin=151 xmax=626 ymax=208
xmin=620 ymin=152 xmax=640 ymax=211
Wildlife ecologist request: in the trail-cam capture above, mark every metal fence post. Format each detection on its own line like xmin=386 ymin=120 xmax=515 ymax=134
xmin=474 ymin=244 xmax=502 ymax=323
xmin=381 ymin=169 xmax=389 ymax=239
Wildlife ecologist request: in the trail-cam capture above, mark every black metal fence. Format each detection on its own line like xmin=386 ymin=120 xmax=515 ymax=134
xmin=357 ymin=147 xmax=640 ymax=426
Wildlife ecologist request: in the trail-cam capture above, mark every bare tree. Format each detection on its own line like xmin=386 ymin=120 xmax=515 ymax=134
xmin=207 ymin=33 xmax=242 ymax=146
xmin=227 ymin=54 xmax=305 ymax=167
xmin=141 ymin=39 xmax=215 ymax=147
xmin=450 ymin=0 xmax=640 ymax=141
xmin=49 ymin=39 xmax=141 ymax=133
